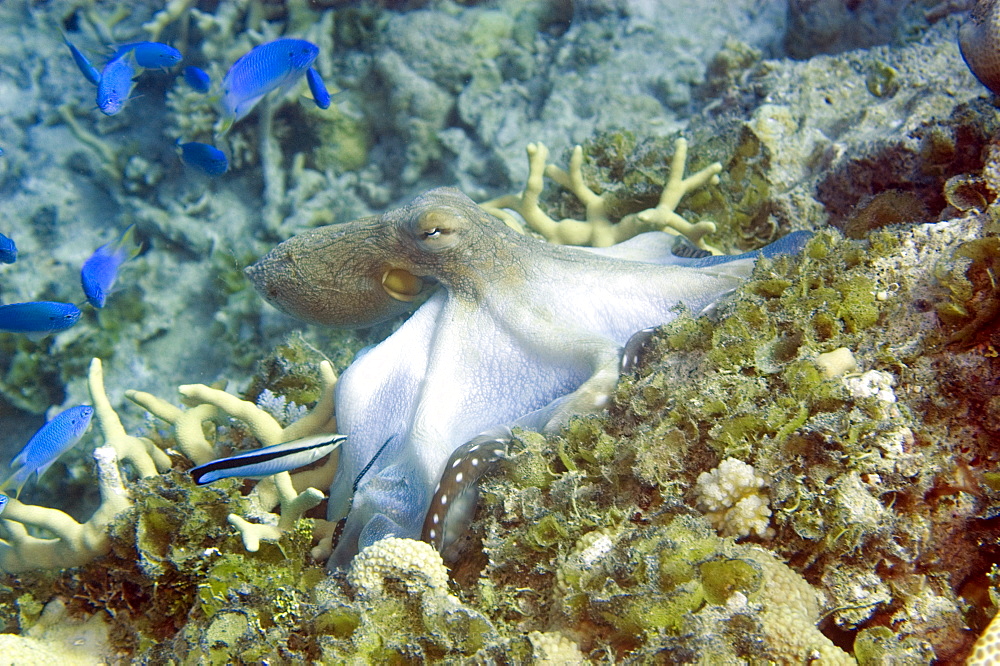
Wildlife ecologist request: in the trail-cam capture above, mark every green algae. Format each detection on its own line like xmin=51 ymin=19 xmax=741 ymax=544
xmin=242 ymin=332 xmax=330 ymax=409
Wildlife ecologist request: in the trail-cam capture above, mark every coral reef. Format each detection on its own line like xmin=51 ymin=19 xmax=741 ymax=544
xmin=2 ymin=0 xmax=1000 ymax=662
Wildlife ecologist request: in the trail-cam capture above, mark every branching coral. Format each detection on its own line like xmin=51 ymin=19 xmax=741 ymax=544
xmin=0 ymin=359 xmax=163 ymax=574
xmin=0 ymin=355 xmax=340 ymax=574
xmin=482 ymin=137 xmax=723 ymax=251
xmin=127 ymin=360 xmax=339 ymax=553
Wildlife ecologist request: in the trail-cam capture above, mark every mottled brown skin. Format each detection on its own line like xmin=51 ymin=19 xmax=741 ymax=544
xmin=245 ymin=187 xmax=535 ymax=329
xmin=960 ymin=0 xmax=1000 ymax=95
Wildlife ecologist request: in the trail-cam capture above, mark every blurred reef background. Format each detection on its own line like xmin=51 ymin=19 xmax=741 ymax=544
xmin=2 ymin=0 xmax=1000 ymax=662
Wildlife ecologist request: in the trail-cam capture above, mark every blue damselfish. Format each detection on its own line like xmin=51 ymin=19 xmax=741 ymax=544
xmin=0 ymin=301 xmax=81 ymax=333
xmin=81 ymin=225 xmax=141 ymax=308
xmin=97 ymin=52 xmax=135 ymax=115
xmin=0 ymin=405 xmax=94 ymax=498
xmin=221 ymin=38 xmax=318 ymax=124
xmin=0 ymin=232 xmax=15 ymax=264
xmin=179 ymin=141 xmax=228 ymax=176
xmin=114 ymin=41 xmax=182 ymax=69
xmin=183 ymin=65 xmax=211 ymax=93
xmin=306 ymin=67 xmax=330 ymax=109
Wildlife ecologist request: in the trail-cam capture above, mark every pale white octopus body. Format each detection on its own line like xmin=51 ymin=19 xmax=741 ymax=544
xmin=245 ymin=187 xmax=806 ymax=568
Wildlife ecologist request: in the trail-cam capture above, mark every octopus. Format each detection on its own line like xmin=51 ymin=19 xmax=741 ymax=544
xmin=959 ymin=0 xmax=1000 ymax=95
xmin=245 ymin=187 xmax=807 ymax=568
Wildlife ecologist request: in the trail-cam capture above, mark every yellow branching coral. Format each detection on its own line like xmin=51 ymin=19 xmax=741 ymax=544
xmin=0 ymin=359 xmax=154 ymax=573
xmin=0 ymin=357 xmax=340 ymax=571
xmin=483 ymin=137 xmax=723 ymax=252
xmin=127 ymin=360 xmax=339 ymax=553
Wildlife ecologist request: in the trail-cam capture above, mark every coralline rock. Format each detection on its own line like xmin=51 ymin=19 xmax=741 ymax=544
xmin=784 ymin=0 xmax=913 ymax=59
xmin=0 ymin=599 xmax=116 ymax=665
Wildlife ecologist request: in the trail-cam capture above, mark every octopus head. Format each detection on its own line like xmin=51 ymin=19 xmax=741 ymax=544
xmin=244 ymin=187 xmax=504 ymax=328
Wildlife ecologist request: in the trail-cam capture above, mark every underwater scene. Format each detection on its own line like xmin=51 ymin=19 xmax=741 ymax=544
xmin=1 ymin=0 xmax=1000 ymax=662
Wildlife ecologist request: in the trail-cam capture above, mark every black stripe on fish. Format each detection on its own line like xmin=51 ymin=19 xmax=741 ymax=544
xmin=191 ymin=433 xmax=345 ymax=485
xmin=353 ymin=436 xmax=394 ymax=493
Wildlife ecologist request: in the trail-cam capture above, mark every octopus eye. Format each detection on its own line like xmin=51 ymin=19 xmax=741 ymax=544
xmin=415 ymin=210 xmax=459 ymax=250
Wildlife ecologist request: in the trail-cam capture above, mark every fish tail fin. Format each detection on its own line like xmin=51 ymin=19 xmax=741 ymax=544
xmin=34 ymin=460 xmax=56 ymax=482
xmin=115 ymin=224 xmax=143 ymax=260
xmin=0 ymin=469 xmax=27 ymax=499
xmin=214 ymin=115 xmax=234 ymax=137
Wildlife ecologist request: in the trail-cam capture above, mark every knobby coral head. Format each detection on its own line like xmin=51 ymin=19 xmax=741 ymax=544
xmin=245 ymin=187 xmax=523 ymax=329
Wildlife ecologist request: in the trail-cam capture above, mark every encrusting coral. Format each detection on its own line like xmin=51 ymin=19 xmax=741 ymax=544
xmin=346 ymin=536 xmax=450 ymax=597
xmin=527 ymin=630 xmax=586 ymax=665
xmin=483 ymin=137 xmax=724 ymax=252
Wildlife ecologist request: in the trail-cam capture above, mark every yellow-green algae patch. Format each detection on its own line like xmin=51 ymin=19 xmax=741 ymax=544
xmin=458 ymin=211 xmax=1000 ymax=662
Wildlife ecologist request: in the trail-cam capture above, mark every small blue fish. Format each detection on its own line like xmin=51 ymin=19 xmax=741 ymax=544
xmin=114 ymin=41 xmax=182 ymax=70
xmin=221 ymin=38 xmax=319 ymax=125
xmin=0 ymin=405 xmax=94 ymax=498
xmin=0 ymin=493 xmax=7 ymax=515
xmin=178 ymin=141 xmax=228 ymax=176
xmin=62 ymin=34 xmax=101 ymax=86
xmin=183 ymin=65 xmax=211 ymax=93
xmin=306 ymin=67 xmax=330 ymax=109
xmin=191 ymin=433 xmax=345 ymax=485
xmin=0 ymin=301 xmax=81 ymax=333
xmin=81 ymin=225 xmax=141 ymax=308
xmin=0 ymin=232 xmax=16 ymax=264
xmin=97 ymin=52 xmax=135 ymax=115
